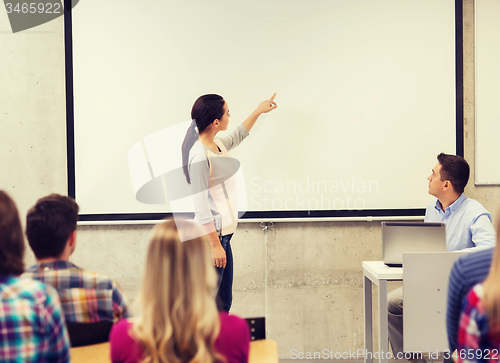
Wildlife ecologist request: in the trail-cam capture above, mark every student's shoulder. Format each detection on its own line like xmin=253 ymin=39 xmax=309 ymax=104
xmin=189 ymin=140 xmax=206 ymax=157
xmin=110 ymin=319 xmax=142 ymax=361
xmin=0 ymin=276 xmax=58 ymax=305
xmin=451 ymin=249 xmax=493 ymax=287
xmin=460 ymin=197 xmax=491 ymax=218
xmin=67 ymin=268 xmax=125 ymax=293
xmin=79 ymin=268 xmax=113 ymax=282
xmin=219 ymin=312 xmax=250 ymax=336
xmin=219 ymin=311 xmax=245 ymax=324
xmin=188 ymin=141 xmax=210 ymax=165
xmin=110 ymin=318 xmax=134 ymax=338
xmin=457 ymin=248 xmax=493 ymax=269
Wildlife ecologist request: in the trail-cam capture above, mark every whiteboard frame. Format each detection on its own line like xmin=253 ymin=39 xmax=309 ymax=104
xmin=64 ymin=0 xmax=464 ymax=223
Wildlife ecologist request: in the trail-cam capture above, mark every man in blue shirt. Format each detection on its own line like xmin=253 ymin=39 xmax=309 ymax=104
xmin=387 ymin=153 xmax=496 ymax=361
xmin=424 ymin=153 xmax=495 ymax=251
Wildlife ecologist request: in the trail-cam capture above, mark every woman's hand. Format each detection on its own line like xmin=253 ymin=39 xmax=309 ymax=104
xmin=211 ymin=242 xmax=227 ymax=268
xmin=202 ymin=227 xmax=227 ymax=268
xmin=255 ymin=93 xmax=278 ymax=115
xmin=242 ymin=93 xmax=278 ymax=132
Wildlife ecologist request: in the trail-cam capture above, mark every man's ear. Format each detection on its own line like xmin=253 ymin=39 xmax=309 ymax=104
xmin=443 ymin=180 xmax=452 ymax=191
xmin=68 ymin=230 xmax=77 ymax=254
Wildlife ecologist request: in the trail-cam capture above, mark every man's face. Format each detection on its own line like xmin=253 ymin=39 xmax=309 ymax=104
xmin=427 ymin=162 xmax=446 ymax=198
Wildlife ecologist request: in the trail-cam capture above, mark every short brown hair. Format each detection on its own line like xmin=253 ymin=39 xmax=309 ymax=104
xmin=437 ymin=153 xmax=470 ymax=194
xmin=26 ymin=194 xmax=79 ymax=259
xmin=0 ymin=191 xmax=25 ymax=275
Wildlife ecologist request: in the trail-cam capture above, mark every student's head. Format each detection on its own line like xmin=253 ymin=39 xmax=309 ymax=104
xmin=133 ymin=219 xmax=224 ymax=363
xmin=428 ymin=153 xmax=470 ymax=197
xmin=191 ymin=94 xmax=226 ymax=132
xmin=0 ymin=191 xmax=25 ymax=275
xmin=26 ymin=194 xmax=79 ymax=260
xmin=182 ymin=94 xmax=226 ymax=184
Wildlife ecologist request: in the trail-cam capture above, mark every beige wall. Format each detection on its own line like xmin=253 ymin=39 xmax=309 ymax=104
xmin=1 ymin=1 xmax=498 ymax=359
xmin=462 ymin=0 xmax=500 ymax=216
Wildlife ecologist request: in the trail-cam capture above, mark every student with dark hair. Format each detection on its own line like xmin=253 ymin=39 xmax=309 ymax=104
xmin=181 ymin=93 xmax=277 ymax=312
xmin=22 ymin=194 xmax=130 ymax=323
xmin=435 ymin=153 xmax=470 ymax=195
xmin=0 ymin=190 xmax=70 ymax=362
xmin=25 ymin=193 xmax=79 ymax=259
xmin=387 ymin=153 xmax=496 ymax=361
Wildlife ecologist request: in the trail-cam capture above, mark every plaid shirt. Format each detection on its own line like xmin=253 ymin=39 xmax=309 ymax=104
xmin=0 ymin=275 xmax=70 ymax=362
xmin=22 ymin=261 xmax=130 ymax=323
xmin=457 ymin=283 xmax=500 ymax=363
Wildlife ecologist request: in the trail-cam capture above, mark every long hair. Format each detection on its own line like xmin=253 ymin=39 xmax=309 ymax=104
xmin=0 ymin=190 xmax=25 ymax=275
xmin=481 ymin=211 xmax=500 ymax=329
xmin=181 ymin=94 xmax=225 ymax=184
xmin=132 ymin=219 xmax=225 ymax=363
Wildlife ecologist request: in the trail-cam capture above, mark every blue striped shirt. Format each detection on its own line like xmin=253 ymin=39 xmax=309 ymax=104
xmin=446 ymin=248 xmax=493 ymax=352
xmin=425 ymin=194 xmax=496 ymax=251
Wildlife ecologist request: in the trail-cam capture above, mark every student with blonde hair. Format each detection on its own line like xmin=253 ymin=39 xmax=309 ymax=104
xmin=109 ymin=219 xmax=250 ymax=363
xmin=457 ymin=211 xmax=500 ymax=363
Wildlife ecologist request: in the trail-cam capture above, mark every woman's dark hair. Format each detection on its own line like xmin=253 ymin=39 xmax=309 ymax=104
xmin=0 ymin=190 xmax=25 ymax=275
xmin=181 ymin=94 xmax=225 ymax=184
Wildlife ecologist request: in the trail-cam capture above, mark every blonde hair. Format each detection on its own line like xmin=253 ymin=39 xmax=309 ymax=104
xmin=132 ymin=219 xmax=225 ymax=363
xmin=481 ymin=210 xmax=500 ymax=329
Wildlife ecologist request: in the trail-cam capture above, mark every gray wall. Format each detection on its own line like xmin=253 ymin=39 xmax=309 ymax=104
xmin=1 ymin=1 xmax=499 ymax=359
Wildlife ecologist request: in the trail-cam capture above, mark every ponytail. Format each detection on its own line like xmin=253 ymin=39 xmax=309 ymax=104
xmin=182 ymin=121 xmax=199 ymax=184
xmin=181 ymin=94 xmax=225 ymax=184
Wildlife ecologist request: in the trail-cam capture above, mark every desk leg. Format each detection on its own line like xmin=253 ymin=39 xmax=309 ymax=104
xmin=364 ymin=276 xmax=373 ymax=363
xmin=378 ymin=280 xmax=389 ymax=363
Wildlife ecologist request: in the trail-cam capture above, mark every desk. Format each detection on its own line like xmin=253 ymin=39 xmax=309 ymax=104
xmin=363 ymin=261 xmax=402 ymax=363
xmin=71 ymin=342 xmax=110 ymax=363
xmin=70 ymin=339 xmax=278 ymax=363
xmin=249 ymin=339 xmax=279 ymax=363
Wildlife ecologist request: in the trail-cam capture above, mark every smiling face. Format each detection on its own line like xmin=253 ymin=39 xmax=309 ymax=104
xmin=427 ymin=162 xmax=447 ymax=198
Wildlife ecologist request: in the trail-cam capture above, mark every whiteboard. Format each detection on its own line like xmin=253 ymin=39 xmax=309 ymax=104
xmin=67 ymin=0 xmax=460 ymax=221
xmin=475 ymin=0 xmax=500 ymax=185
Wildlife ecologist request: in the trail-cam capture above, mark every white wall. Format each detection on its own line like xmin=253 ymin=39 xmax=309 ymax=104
xmin=1 ymin=1 xmax=499 ymax=359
